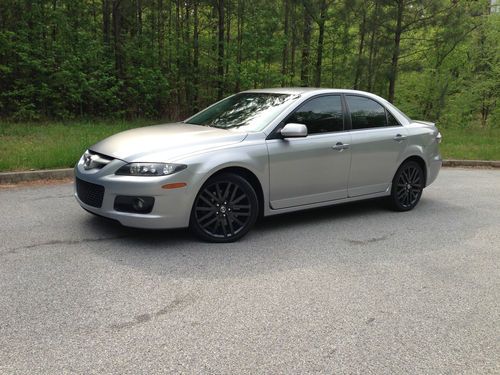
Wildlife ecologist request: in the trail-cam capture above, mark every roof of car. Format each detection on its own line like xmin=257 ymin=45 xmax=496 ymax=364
xmin=242 ymin=87 xmax=382 ymax=97
xmin=242 ymin=87 xmax=325 ymax=95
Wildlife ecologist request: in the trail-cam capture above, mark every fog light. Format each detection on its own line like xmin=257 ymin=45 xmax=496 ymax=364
xmin=114 ymin=196 xmax=155 ymax=214
xmin=133 ymin=197 xmax=145 ymax=211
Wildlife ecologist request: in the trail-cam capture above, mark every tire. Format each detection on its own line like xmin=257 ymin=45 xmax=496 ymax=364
xmin=189 ymin=173 xmax=259 ymax=242
xmin=389 ymin=160 xmax=425 ymax=212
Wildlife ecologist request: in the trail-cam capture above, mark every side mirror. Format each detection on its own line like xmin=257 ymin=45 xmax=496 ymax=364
xmin=280 ymin=123 xmax=308 ymax=138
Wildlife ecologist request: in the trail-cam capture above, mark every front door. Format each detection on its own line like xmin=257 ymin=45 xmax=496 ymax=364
xmin=266 ymin=95 xmax=352 ymax=209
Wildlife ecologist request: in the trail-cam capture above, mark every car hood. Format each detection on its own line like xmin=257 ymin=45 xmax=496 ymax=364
xmin=90 ymin=123 xmax=247 ymax=162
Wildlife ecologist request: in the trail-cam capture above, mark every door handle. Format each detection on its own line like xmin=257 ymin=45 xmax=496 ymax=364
xmin=332 ymin=142 xmax=350 ymax=151
xmin=393 ymin=134 xmax=407 ymax=142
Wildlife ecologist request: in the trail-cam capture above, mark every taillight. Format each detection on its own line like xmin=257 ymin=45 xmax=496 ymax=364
xmin=436 ymin=132 xmax=442 ymax=144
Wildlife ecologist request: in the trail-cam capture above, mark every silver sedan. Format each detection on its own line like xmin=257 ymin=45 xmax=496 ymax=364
xmin=75 ymin=88 xmax=442 ymax=242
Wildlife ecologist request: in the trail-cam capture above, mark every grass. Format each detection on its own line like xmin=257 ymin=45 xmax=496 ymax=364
xmin=0 ymin=120 xmax=156 ymax=172
xmin=439 ymin=127 xmax=500 ymax=161
xmin=0 ymin=121 xmax=499 ymax=172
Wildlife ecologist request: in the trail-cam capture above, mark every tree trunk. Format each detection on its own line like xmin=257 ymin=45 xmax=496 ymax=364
xmin=235 ymin=0 xmax=244 ymax=92
xmin=281 ymin=0 xmax=290 ymax=86
xmin=112 ymin=0 xmax=123 ymax=77
xmin=354 ymin=7 xmax=366 ymax=90
xmin=103 ymin=0 xmax=111 ymax=44
xmin=388 ymin=0 xmax=404 ymax=103
xmin=158 ymin=0 xmax=164 ymax=68
xmin=136 ymin=0 xmax=142 ymax=37
xmin=367 ymin=1 xmax=379 ymax=91
xmin=184 ymin=0 xmax=192 ymax=109
xmin=314 ymin=0 xmax=327 ymax=87
xmin=290 ymin=2 xmax=297 ymax=86
xmin=300 ymin=7 xmax=312 ymax=86
xmin=193 ymin=0 xmax=199 ymax=110
xmin=225 ymin=0 xmax=231 ymax=80
xmin=217 ymin=0 xmax=225 ymax=99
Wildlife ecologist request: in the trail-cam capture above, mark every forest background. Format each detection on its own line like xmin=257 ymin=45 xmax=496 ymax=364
xmin=0 ymin=0 xmax=499 ymax=170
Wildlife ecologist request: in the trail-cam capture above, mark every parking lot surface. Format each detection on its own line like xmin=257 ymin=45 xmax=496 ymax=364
xmin=0 ymin=168 xmax=499 ymax=374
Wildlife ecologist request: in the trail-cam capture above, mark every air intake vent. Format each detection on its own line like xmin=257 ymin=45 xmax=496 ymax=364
xmin=76 ymin=178 xmax=105 ymax=208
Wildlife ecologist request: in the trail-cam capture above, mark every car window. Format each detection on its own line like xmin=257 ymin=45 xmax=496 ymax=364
xmin=286 ymin=95 xmax=344 ymax=134
xmin=346 ymin=95 xmax=391 ymax=129
xmin=185 ymin=93 xmax=298 ymax=131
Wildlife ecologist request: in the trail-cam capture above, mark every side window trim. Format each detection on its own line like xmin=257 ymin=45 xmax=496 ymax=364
xmin=341 ymin=94 xmax=352 ymax=130
xmin=385 ymin=108 xmax=402 ymax=127
xmin=267 ymin=94 xmax=347 ymax=139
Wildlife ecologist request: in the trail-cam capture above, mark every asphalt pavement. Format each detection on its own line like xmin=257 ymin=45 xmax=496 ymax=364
xmin=0 ymin=168 xmax=499 ymax=374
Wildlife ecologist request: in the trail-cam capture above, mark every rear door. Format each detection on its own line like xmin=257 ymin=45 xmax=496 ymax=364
xmin=266 ymin=95 xmax=352 ymax=209
xmin=345 ymin=95 xmax=407 ymax=197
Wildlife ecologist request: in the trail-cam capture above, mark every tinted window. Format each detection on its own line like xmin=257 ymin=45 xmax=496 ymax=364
xmin=186 ymin=93 xmax=297 ymax=130
xmin=346 ymin=96 xmax=388 ymax=129
xmin=287 ymin=95 xmax=344 ymax=134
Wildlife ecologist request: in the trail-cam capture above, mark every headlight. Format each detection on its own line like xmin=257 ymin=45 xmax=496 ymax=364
xmin=115 ymin=163 xmax=187 ymax=176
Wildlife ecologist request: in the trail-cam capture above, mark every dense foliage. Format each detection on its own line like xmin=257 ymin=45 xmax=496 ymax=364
xmin=0 ymin=0 xmax=498 ymax=127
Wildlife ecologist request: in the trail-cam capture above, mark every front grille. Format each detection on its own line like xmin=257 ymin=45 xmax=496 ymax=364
xmin=76 ymin=177 xmax=105 ymax=208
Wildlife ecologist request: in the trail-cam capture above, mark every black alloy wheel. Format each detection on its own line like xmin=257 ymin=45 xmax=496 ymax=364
xmin=389 ymin=160 xmax=425 ymax=211
xmin=190 ymin=173 xmax=258 ymax=242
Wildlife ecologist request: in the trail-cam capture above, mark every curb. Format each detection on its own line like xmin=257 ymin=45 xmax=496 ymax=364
xmin=442 ymin=159 xmax=500 ymax=168
xmin=1 ymin=160 xmax=499 ymax=185
xmin=0 ymin=168 xmax=74 ymax=184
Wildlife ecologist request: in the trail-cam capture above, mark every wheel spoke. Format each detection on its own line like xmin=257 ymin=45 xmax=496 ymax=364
xmin=232 ymin=204 xmax=250 ymax=210
xmin=232 ymin=215 xmax=245 ymax=226
xmin=199 ymin=211 xmax=215 ymax=222
xmin=213 ymin=219 xmax=221 ymax=233
xmin=201 ymin=216 xmax=218 ymax=229
xmin=231 ymin=193 xmax=247 ymax=205
xmin=233 ymin=212 xmax=250 ymax=217
xmin=196 ymin=206 xmax=213 ymax=212
xmin=215 ymin=183 xmax=223 ymax=201
xmin=411 ymin=190 xmax=419 ymax=201
xmin=223 ymin=182 xmax=232 ymax=201
xmin=409 ymin=167 xmax=416 ymax=182
xmin=229 ymin=185 xmax=239 ymax=202
xmin=227 ymin=216 xmax=235 ymax=236
xmin=221 ymin=220 xmax=228 ymax=237
xmin=402 ymin=169 xmax=410 ymax=183
xmin=411 ymin=172 xmax=420 ymax=184
xmin=199 ymin=194 xmax=216 ymax=208
xmin=205 ymin=189 xmax=219 ymax=202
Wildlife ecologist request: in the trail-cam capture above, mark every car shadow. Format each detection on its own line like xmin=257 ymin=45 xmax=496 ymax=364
xmin=256 ymin=198 xmax=386 ymax=232
xmin=84 ymin=197 xmax=387 ymax=243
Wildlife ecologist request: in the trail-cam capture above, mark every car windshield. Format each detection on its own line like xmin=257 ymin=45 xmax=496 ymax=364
xmin=185 ymin=93 xmax=298 ymax=131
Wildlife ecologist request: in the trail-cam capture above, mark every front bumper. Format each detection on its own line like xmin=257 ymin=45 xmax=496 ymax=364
xmin=74 ymin=159 xmax=196 ymax=229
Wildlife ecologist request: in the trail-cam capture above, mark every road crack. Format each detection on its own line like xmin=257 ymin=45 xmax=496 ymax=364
xmin=109 ymin=295 xmax=196 ymax=333
xmin=344 ymin=233 xmax=393 ymax=245
xmin=4 ymin=235 xmax=131 ymax=254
